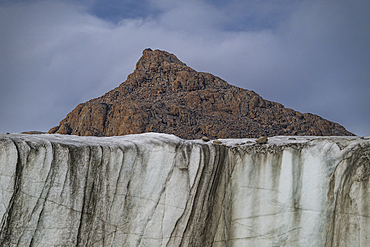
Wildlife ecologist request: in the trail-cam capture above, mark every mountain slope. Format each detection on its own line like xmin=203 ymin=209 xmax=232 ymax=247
xmin=49 ymin=49 xmax=353 ymax=139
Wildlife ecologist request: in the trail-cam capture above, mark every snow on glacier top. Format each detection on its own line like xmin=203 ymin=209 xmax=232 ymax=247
xmin=1 ymin=132 xmax=366 ymax=148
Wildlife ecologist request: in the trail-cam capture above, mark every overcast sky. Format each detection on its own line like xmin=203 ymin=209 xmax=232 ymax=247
xmin=1 ymin=0 xmax=369 ymax=136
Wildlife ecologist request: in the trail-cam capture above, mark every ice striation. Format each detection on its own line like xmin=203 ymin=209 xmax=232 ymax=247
xmin=0 ymin=133 xmax=370 ymax=246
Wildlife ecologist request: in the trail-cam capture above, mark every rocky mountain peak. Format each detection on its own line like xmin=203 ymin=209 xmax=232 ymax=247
xmin=135 ymin=48 xmax=189 ymax=74
xmin=113 ymin=49 xmax=230 ymax=96
xmin=49 ymin=49 xmax=354 ymax=139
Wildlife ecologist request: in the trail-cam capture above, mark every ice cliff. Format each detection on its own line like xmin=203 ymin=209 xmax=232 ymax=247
xmin=0 ymin=133 xmax=369 ymax=246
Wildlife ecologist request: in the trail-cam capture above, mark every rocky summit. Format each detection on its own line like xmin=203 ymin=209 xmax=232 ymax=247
xmin=49 ymin=49 xmax=353 ymax=139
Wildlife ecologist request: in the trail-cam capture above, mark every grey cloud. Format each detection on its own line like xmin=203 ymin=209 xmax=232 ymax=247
xmin=0 ymin=0 xmax=369 ymax=136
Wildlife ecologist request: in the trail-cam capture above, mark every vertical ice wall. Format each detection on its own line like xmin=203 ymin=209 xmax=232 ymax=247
xmin=212 ymin=138 xmax=370 ymax=246
xmin=0 ymin=133 xmax=369 ymax=246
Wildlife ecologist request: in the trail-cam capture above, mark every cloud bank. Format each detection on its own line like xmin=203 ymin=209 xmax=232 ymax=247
xmin=0 ymin=0 xmax=369 ymax=135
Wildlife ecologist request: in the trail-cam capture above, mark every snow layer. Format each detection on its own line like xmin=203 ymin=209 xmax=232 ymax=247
xmin=0 ymin=133 xmax=369 ymax=246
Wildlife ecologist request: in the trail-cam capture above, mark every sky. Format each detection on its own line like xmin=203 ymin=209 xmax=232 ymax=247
xmin=0 ymin=0 xmax=369 ymax=136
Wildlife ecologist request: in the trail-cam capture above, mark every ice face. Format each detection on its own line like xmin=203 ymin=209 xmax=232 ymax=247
xmin=0 ymin=133 xmax=369 ymax=246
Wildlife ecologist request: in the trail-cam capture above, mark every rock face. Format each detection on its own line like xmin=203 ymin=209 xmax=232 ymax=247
xmin=1 ymin=133 xmax=369 ymax=246
xmin=48 ymin=49 xmax=353 ymax=139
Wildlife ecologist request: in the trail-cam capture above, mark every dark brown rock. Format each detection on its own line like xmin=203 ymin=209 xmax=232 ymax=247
xmin=49 ymin=49 xmax=354 ymax=139
xmin=201 ymin=136 xmax=210 ymax=142
xmin=21 ymin=131 xmax=46 ymax=135
xmin=256 ymin=136 xmax=268 ymax=144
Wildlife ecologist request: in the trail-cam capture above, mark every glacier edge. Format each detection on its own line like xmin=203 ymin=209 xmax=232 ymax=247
xmin=0 ymin=133 xmax=369 ymax=246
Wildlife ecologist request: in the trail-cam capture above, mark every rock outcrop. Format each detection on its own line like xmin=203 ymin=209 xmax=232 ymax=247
xmin=1 ymin=133 xmax=369 ymax=246
xmin=48 ymin=49 xmax=353 ymax=139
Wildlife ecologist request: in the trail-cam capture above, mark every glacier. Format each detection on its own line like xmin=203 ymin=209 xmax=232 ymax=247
xmin=0 ymin=133 xmax=369 ymax=246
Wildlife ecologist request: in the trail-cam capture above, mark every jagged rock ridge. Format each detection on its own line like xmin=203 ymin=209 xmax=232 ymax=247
xmin=49 ymin=48 xmax=353 ymax=139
